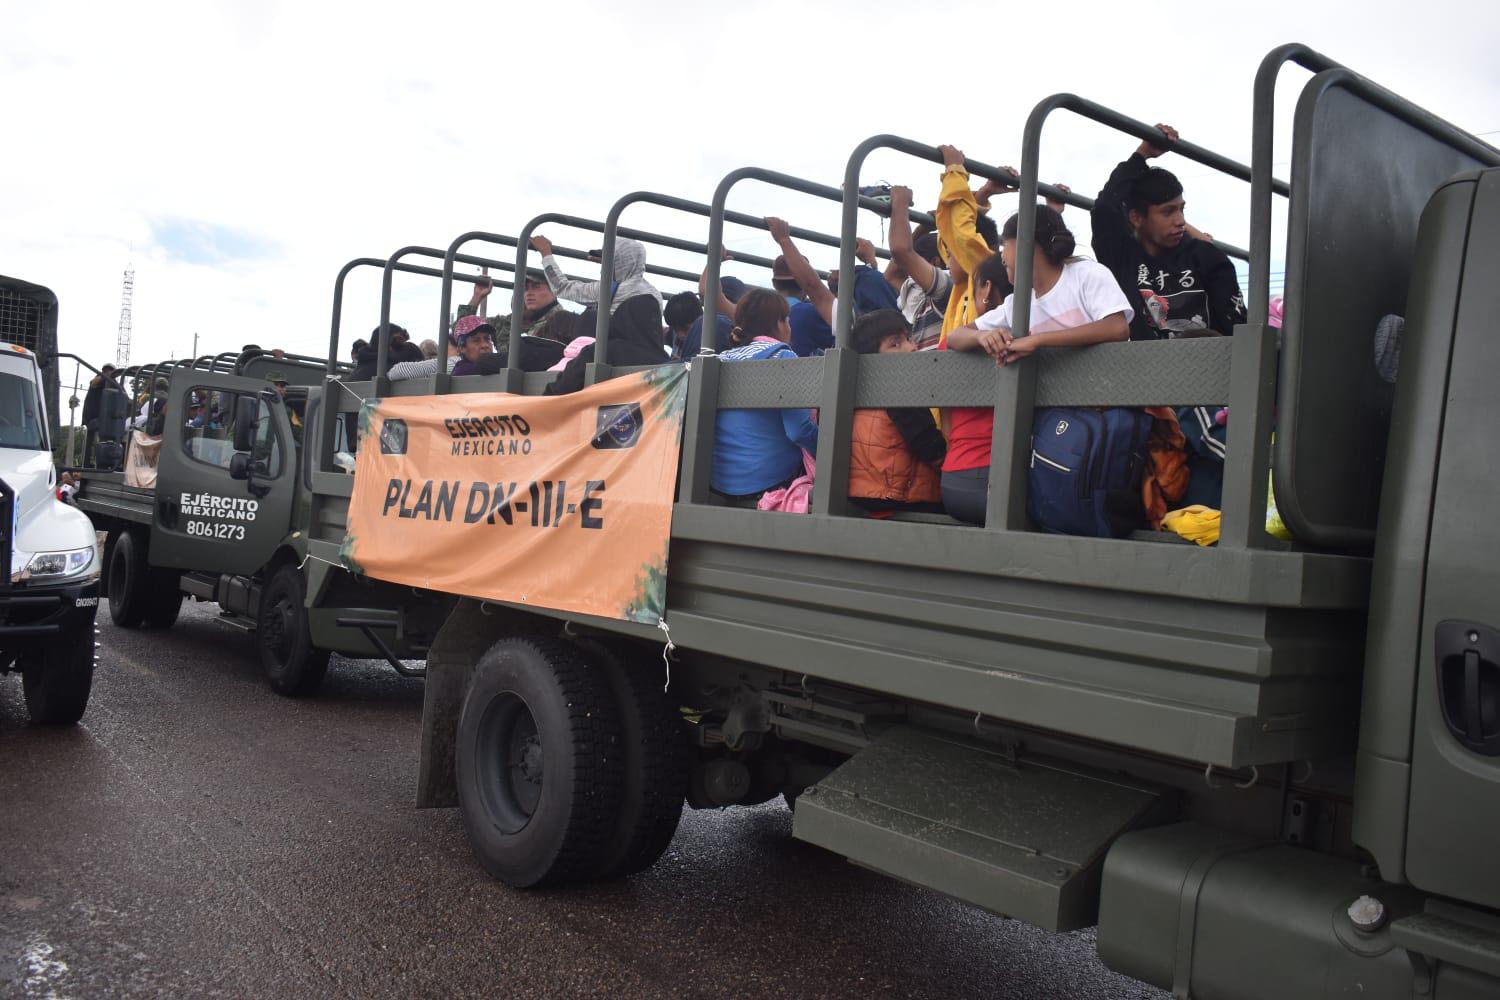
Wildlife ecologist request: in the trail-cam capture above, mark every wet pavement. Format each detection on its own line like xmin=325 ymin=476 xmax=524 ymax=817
xmin=1 ymin=600 xmax=1164 ymax=998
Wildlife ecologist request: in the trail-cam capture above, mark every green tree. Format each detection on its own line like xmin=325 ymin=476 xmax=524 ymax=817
xmin=53 ymin=427 xmax=88 ymax=468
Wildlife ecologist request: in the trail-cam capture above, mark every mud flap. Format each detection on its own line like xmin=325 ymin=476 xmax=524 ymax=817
xmin=791 ymin=725 xmax=1172 ymax=931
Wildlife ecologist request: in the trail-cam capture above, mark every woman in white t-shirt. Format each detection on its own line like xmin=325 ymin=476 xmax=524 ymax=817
xmin=940 ymin=206 xmax=1134 ymax=524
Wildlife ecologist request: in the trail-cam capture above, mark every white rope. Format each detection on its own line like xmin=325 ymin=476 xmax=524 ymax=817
xmin=299 ymin=552 xmax=346 ymax=571
xmin=656 ymin=617 xmax=676 ymax=693
xmin=329 ymin=378 xmax=368 ymax=405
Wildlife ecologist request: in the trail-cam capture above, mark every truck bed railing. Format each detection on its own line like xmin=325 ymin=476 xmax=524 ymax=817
xmin=328 ymin=255 xmax=513 ymax=375
xmin=313 ymin=45 xmax=1496 ymax=562
xmin=588 ymin=189 xmax=896 ymax=372
xmin=373 ymin=245 xmax=559 ymax=391
xmin=1250 ymin=48 xmax=1500 ymax=546
xmin=430 ymin=230 xmax=701 ymax=395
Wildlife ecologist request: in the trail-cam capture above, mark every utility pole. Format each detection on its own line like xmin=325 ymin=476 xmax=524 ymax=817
xmin=192 ymin=331 xmax=199 ymax=359
xmin=64 ymin=361 xmax=81 ymax=466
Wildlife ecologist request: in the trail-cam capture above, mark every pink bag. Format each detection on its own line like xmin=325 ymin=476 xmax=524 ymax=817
xmin=757 ymin=450 xmax=816 ymax=513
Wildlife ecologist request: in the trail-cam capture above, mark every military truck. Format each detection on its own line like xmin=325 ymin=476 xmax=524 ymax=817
xmin=200 ymin=45 xmax=1500 ymax=997
xmin=69 ymin=242 xmax=704 ymax=696
xmin=70 ymin=343 xmax=457 ymax=694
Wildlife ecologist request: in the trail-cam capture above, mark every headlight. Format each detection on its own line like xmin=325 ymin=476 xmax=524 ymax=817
xmin=17 ymin=546 xmax=96 ymax=583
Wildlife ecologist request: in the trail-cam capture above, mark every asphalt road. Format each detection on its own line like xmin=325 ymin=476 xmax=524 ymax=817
xmin=2 ymin=599 xmax=1165 ymax=999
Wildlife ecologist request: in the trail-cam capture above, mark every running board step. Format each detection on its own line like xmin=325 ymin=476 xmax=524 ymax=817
xmin=791 ymin=725 xmax=1173 ymax=931
xmin=215 ymin=612 xmax=257 ymax=631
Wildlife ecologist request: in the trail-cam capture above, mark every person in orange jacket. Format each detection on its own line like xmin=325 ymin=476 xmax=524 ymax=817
xmin=847 ymin=310 xmax=947 ymax=515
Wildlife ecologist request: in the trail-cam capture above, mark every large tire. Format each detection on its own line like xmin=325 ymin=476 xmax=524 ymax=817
xmin=142 ymin=569 xmax=183 ymax=629
xmin=456 ymin=636 xmax=623 ymax=888
xmin=21 ymin=613 xmax=96 ymax=724
xmin=105 ymin=530 xmax=148 ymax=628
xmin=257 ymin=565 xmax=329 ymax=696
xmin=573 ymin=638 xmax=687 ymax=879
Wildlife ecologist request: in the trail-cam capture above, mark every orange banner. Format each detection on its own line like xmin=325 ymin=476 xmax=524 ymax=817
xmin=341 ymin=366 xmax=687 ymax=624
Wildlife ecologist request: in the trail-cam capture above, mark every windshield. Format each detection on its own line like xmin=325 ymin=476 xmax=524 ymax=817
xmin=0 ymin=369 xmax=46 ymax=451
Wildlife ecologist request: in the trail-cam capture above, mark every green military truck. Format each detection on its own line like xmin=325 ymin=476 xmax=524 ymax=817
xmin=89 ymin=44 xmax=1494 ymax=997
xmin=303 ymin=45 xmax=1500 ymax=998
xmin=72 ymin=347 xmax=450 ymax=693
xmin=70 ymin=243 xmax=690 ymax=695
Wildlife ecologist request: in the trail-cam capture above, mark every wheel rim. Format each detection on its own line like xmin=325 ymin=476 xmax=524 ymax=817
xmin=475 ymin=692 xmax=542 ymax=835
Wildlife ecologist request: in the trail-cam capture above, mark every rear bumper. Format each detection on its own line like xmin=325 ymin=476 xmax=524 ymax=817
xmin=0 ymin=579 xmax=99 ymax=648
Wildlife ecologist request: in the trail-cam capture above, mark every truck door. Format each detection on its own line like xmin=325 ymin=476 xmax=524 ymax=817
xmin=1403 ymin=170 xmax=1500 ymax=909
xmin=150 ymin=372 xmax=296 ymax=575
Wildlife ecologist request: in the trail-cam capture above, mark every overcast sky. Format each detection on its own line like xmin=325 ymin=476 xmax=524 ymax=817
xmin=3 ymin=0 xmax=1496 ymax=392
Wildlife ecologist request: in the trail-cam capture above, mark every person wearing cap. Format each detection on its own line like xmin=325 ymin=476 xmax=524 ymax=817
xmin=449 ymin=314 xmax=496 ymax=376
xmin=185 ymin=396 xmax=213 ymax=430
xmin=267 ymin=372 xmax=303 ymax=434
xmin=771 ymin=256 xmax=806 ymax=309
xmin=459 ymin=269 xmax=561 ymax=358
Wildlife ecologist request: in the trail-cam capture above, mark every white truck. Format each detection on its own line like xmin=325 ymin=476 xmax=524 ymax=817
xmin=0 ymin=340 xmax=101 ymax=724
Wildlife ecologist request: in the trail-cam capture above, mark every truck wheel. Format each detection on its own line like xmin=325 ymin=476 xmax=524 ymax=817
xmin=142 ymin=569 xmax=183 ymax=629
xmin=456 ymin=637 xmax=623 ymax=888
xmin=21 ymin=613 xmax=96 ymax=724
xmin=105 ymin=530 xmax=148 ymax=628
xmin=573 ymin=638 xmax=687 ymax=879
xmin=258 ymin=565 xmax=329 ymax=696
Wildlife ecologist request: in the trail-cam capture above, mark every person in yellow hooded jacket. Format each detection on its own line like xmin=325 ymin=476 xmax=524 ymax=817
xmin=933 ymin=144 xmax=1008 ymax=342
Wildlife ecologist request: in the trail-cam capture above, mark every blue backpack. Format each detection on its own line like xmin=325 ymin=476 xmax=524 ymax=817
xmin=1027 ymin=407 xmax=1151 ymax=538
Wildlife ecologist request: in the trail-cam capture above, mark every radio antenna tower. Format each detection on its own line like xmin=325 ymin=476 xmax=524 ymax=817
xmin=116 ymin=264 xmax=134 ymax=366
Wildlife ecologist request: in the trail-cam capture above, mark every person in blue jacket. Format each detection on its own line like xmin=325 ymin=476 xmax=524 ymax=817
xmin=710 ymin=289 xmax=819 ymax=506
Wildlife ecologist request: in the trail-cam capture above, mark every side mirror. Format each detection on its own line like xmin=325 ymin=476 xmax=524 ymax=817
xmin=232 ymin=395 xmax=259 ymax=452
xmin=229 ymin=451 xmax=251 ymax=481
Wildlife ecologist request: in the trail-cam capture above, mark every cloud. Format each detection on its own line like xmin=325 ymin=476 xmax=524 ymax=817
xmin=148 ymin=218 xmax=281 ymax=268
xmin=1 ymin=0 xmax=1496 ymax=373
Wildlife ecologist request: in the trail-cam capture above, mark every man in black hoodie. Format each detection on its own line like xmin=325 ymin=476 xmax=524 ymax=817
xmin=1092 ymin=123 xmax=1246 ymax=340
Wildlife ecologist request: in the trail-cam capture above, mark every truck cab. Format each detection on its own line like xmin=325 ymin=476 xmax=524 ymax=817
xmin=0 ymin=340 xmax=101 ymax=724
xmin=74 ymin=350 xmax=446 ymax=695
